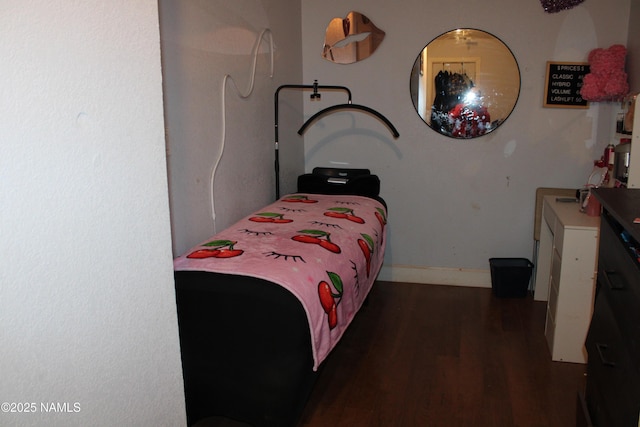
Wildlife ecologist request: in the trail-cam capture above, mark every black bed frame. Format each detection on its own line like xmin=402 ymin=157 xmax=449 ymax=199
xmin=175 ymin=271 xmax=317 ymax=426
xmin=175 ymin=168 xmax=382 ymax=426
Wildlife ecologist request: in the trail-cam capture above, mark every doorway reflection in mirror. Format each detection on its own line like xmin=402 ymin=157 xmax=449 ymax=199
xmin=431 ymin=70 xmax=492 ymax=138
xmin=410 ymin=29 xmax=520 ymax=139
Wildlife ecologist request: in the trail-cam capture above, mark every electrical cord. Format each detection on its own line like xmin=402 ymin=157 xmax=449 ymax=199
xmin=210 ymin=28 xmax=273 ymax=233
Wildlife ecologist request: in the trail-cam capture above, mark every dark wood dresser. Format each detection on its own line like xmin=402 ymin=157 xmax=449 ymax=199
xmin=578 ymin=188 xmax=640 ymax=427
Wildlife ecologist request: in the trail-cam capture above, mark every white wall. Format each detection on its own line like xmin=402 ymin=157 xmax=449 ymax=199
xmin=302 ymin=0 xmax=630 ymax=285
xmin=161 ymin=0 xmax=304 ymax=256
xmin=1 ymin=2 xmax=186 ymax=426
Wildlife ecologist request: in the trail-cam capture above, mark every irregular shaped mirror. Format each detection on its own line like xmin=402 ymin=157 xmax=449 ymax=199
xmin=322 ymin=11 xmax=385 ymax=64
xmin=410 ymin=29 xmax=520 ymax=139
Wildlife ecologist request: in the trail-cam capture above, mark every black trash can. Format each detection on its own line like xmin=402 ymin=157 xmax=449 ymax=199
xmin=489 ymin=258 xmax=534 ymax=298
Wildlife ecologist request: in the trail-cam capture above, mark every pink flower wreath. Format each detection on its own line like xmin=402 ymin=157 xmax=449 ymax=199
xmin=581 ymin=44 xmax=629 ymax=102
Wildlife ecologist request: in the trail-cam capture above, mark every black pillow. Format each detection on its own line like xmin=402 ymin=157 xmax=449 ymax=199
xmin=297 ymin=168 xmax=380 ymax=198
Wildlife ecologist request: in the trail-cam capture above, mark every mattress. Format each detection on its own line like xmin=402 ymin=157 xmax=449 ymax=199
xmin=174 ymin=192 xmax=387 ymax=370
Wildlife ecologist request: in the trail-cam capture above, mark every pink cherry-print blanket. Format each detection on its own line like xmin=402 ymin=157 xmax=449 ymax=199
xmin=173 ymin=193 xmax=387 ymax=370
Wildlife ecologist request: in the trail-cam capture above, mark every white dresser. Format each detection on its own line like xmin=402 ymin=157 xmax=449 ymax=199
xmin=533 ymin=195 xmax=600 ymax=363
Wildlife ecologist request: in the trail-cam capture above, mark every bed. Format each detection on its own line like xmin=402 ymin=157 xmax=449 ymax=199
xmin=174 ymin=168 xmax=387 ymax=426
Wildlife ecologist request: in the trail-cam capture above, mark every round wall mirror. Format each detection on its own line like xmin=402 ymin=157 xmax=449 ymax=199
xmin=410 ymin=29 xmax=521 ymax=139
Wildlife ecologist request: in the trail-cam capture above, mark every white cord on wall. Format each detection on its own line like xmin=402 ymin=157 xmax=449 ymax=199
xmin=210 ymin=28 xmax=274 ymax=233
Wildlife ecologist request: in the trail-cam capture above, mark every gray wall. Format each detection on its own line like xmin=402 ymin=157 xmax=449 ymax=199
xmin=302 ymin=0 xmax=631 ymax=285
xmin=162 ymin=0 xmax=635 ymax=284
xmin=161 ymin=0 xmax=304 ymax=256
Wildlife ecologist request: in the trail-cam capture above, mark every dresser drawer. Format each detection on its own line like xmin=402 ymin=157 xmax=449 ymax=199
xmin=550 ymin=249 xmax=562 ymax=291
xmin=599 ymin=212 xmax=640 ymax=284
xmin=598 ymin=266 xmax=640 ymax=365
xmin=553 ymin=221 xmax=565 ymax=256
xmin=599 ymin=213 xmax=640 ymax=365
xmin=585 ymin=289 xmax=640 ymax=426
xmin=582 ymin=190 xmax=640 ymax=427
xmin=547 ymin=275 xmax=559 ymax=322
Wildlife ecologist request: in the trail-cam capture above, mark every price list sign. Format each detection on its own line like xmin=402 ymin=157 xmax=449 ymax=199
xmin=543 ymin=62 xmax=590 ymax=109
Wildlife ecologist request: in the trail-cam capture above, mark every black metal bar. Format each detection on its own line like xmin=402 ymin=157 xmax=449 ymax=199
xmin=273 ymin=82 xmax=351 ymax=199
xmin=297 ymin=103 xmax=400 ymax=138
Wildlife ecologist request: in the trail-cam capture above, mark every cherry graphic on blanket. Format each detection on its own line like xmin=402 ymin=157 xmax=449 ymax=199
xmin=291 ymin=235 xmax=321 ymax=244
xmin=318 ymin=271 xmax=344 ymax=329
xmin=186 ymin=249 xmax=221 ymax=259
xmin=374 ymin=207 xmax=387 ymax=245
xmin=318 ymin=281 xmax=335 ymax=313
xmin=249 ymin=212 xmax=293 ymax=223
xmin=215 ymin=248 xmax=244 ymax=258
xmin=292 ymin=230 xmax=341 ymax=253
xmin=186 ymin=240 xmax=244 ymax=259
xmin=357 ymin=234 xmax=375 ymax=277
xmin=375 ymin=207 xmax=387 ymax=228
xmin=282 ymin=195 xmax=318 ymax=203
xmin=324 ymin=207 xmax=365 ymax=224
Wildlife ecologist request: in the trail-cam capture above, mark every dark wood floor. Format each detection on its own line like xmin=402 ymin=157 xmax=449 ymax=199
xmin=297 ymin=281 xmax=586 ymax=427
xmin=196 ymin=281 xmax=587 ymax=427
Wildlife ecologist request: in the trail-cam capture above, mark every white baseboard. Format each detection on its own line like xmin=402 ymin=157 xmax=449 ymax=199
xmin=377 ymin=264 xmax=492 ymax=288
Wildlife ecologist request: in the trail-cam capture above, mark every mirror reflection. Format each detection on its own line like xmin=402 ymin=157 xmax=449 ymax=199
xmin=410 ymin=29 xmax=521 ymax=139
xmin=322 ymin=11 xmax=385 ymax=64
